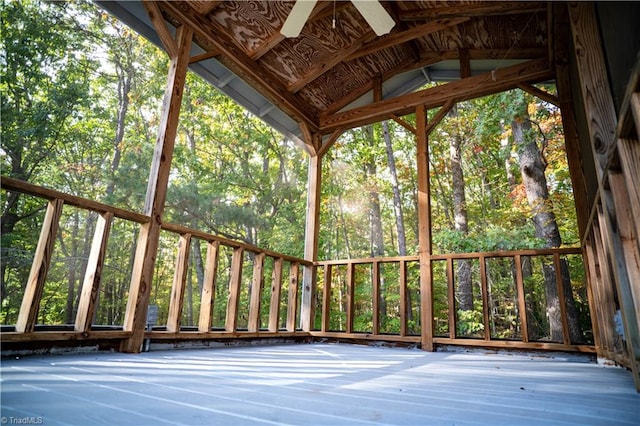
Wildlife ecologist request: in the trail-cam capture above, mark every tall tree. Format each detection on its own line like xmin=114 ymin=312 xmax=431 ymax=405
xmin=0 ymin=0 xmax=96 ymax=308
xmin=448 ymin=106 xmax=473 ymax=312
xmin=512 ymin=100 xmax=582 ymax=342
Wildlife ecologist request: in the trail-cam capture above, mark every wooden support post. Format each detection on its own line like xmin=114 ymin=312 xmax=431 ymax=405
xmin=568 ymin=3 xmax=618 ymax=180
xmin=321 ymin=264 xmax=332 ymax=332
xmin=226 ymin=247 xmax=244 ymax=332
xmin=554 ymin=3 xmax=590 ymax=239
xmin=372 ymin=261 xmax=380 ymax=335
xmin=399 ymin=260 xmax=407 ymax=337
xmin=301 ymin=153 xmax=322 ymax=331
xmin=248 ymin=253 xmax=265 ymax=332
xmin=569 ymin=2 xmax=640 ymax=388
xmin=618 ymin=138 xmax=640 ymax=245
xmin=75 ymin=212 xmax=113 ymax=333
xmin=166 ymin=233 xmax=191 ymax=333
xmin=268 ymin=257 xmax=283 ymax=332
xmin=16 ymin=199 xmax=64 ymax=333
xmin=417 ymin=103 xmax=434 ymax=351
xmin=120 ymin=26 xmax=193 ymax=352
xmin=479 ymin=255 xmax=490 ymax=341
xmin=198 ymin=241 xmax=220 ymax=332
xmin=286 ymin=262 xmax=300 ymax=332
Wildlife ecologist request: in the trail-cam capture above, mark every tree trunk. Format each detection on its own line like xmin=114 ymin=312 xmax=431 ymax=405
xmin=105 ymin=43 xmax=133 ymax=199
xmin=382 ymin=121 xmax=411 ymax=321
xmin=449 ymin=108 xmax=473 ymax=312
xmin=512 ymin=112 xmax=582 ymax=343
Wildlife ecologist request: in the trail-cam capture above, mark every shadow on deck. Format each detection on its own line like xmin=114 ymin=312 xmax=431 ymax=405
xmin=1 ymin=343 xmax=638 ymax=425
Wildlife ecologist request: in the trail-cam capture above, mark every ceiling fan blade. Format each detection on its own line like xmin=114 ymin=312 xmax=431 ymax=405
xmin=351 ymin=0 xmax=395 ymax=36
xmin=281 ymin=0 xmax=318 ymax=38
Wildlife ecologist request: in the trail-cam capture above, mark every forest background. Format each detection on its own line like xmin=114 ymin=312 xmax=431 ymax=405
xmin=1 ymin=1 xmax=589 ymax=342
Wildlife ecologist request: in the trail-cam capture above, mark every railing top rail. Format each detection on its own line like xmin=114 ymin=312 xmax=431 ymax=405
xmin=161 ymin=222 xmax=311 ymax=265
xmin=315 ymin=255 xmax=420 ymax=266
xmin=315 ymin=247 xmax=582 ymax=266
xmin=1 ymin=176 xmax=150 ymax=224
xmin=2 ymin=176 xmax=310 ymax=266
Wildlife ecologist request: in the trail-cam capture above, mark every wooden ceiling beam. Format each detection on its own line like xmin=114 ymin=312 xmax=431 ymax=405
xmin=323 ymin=47 xmax=546 ymax=117
xmin=142 ymin=1 xmax=178 ymax=58
xmin=292 ymin=17 xmax=468 ymax=97
xmin=196 ymin=1 xmax=222 ymax=16
xmin=320 ymin=58 xmax=553 ymax=132
xmin=346 ymin=17 xmax=470 ymax=62
xmin=160 ymin=1 xmax=320 ymax=132
xmin=189 ymin=50 xmax=220 ymax=64
xmin=288 ymin=31 xmax=378 ymax=94
xmin=398 ymin=2 xmax=546 ymax=20
xmin=250 ymin=1 xmax=335 ymax=61
xmin=517 ymin=82 xmax=559 ymax=106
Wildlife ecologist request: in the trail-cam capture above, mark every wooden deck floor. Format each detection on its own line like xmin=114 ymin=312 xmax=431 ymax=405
xmin=1 ymin=343 xmax=638 ymax=425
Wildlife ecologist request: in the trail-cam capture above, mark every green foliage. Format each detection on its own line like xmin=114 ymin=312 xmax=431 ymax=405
xmin=0 ymin=0 xmax=586 ymax=343
xmin=456 ymin=308 xmax=484 ymax=336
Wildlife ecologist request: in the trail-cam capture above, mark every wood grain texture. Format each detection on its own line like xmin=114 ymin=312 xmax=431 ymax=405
xmin=166 ymin=233 xmax=192 ymax=333
xmin=248 ymin=253 xmax=265 ymax=332
xmin=75 ymin=212 xmax=113 ymax=333
xmin=286 ymin=262 xmax=300 ymax=332
xmin=15 ymin=199 xmax=64 ymax=333
xmin=321 ymin=59 xmax=553 ymax=132
xmin=198 ymin=241 xmax=220 ymax=332
xmin=225 ymin=247 xmax=245 ymax=332
xmin=268 ymin=257 xmax=283 ymax=332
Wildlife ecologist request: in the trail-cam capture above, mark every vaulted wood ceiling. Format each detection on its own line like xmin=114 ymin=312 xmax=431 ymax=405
xmin=107 ymin=1 xmax=554 ymax=150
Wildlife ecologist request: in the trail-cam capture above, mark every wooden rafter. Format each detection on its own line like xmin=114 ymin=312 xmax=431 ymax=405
xmin=250 ymin=1 xmax=335 ymax=60
xmin=160 ymin=0 xmax=320 ymax=132
xmin=346 ymin=17 xmax=470 ymax=62
xmin=287 ymin=31 xmax=379 ymax=94
xmin=321 ymin=58 xmax=553 ymax=132
xmin=196 ymin=1 xmax=222 ymax=16
xmin=189 ymin=50 xmax=220 ymax=64
xmin=425 ymin=100 xmax=456 ymax=137
xmin=142 ymin=0 xmax=178 ymax=58
xmin=323 ymin=47 xmax=546 ymax=117
xmin=398 ymin=2 xmax=546 ymax=20
xmin=517 ymin=82 xmax=559 ymax=106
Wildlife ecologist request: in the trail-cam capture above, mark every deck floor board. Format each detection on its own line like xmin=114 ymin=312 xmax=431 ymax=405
xmin=1 ymin=343 xmax=638 ymax=425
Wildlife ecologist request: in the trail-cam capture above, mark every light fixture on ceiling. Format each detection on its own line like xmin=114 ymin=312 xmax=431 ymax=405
xmin=281 ymin=0 xmax=395 ymax=38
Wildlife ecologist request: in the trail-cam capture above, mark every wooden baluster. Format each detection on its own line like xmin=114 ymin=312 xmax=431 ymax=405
xmin=248 ymin=253 xmax=265 ymax=332
xmin=16 ymin=199 xmax=64 ymax=333
xmin=286 ymin=262 xmax=300 ymax=332
xmin=166 ymin=233 xmax=191 ymax=333
xmin=75 ymin=212 xmax=113 ymax=333
xmin=514 ymin=255 xmax=529 ymax=343
xmin=321 ymin=264 xmax=332 ymax=332
xmin=447 ymin=257 xmax=455 ymax=339
xmin=399 ymin=260 xmax=407 ymax=337
xmin=225 ymin=247 xmax=244 ymax=332
xmin=479 ymin=255 xmax=490 ymax=341
xmin=345 ymin=262 xmax=355 ymax=334
xmin=372 ymin=261 xmax=380 ymax=336
xmin=554 ymin=253 xmax=571 ymax=345
xmin=268 ymin=257 xmax=283 ymax=332
xmin=198 ymin=241 xmax=220 ymax=332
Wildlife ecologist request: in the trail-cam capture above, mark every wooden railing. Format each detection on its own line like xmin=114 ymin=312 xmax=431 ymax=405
xmin=0 ymin=177 xmax=310 ymax=345
xmin=1 ymin=176 xmax=594 ymax=354
xmin=312 ymin=249 xmax=595 ymax=353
